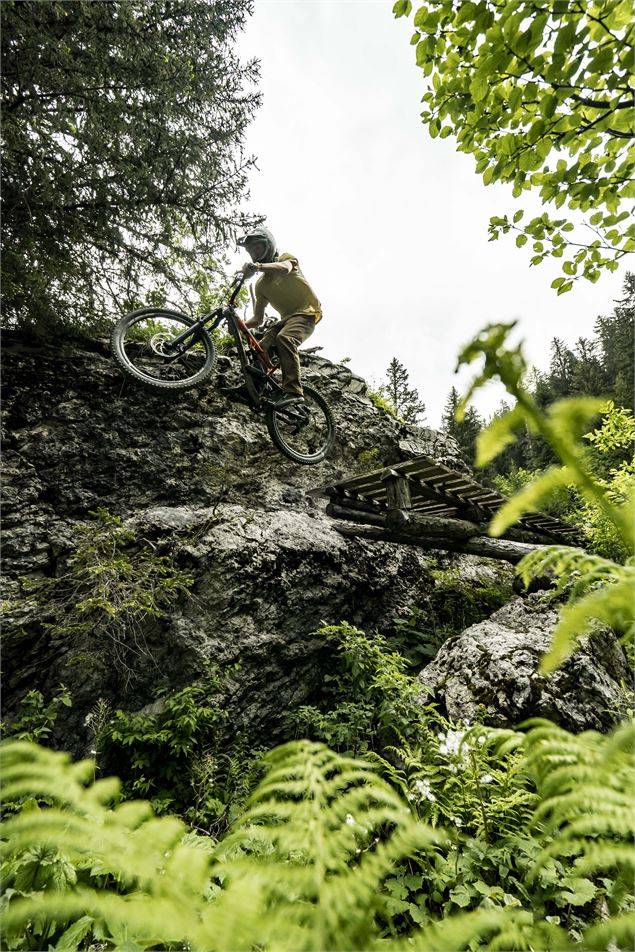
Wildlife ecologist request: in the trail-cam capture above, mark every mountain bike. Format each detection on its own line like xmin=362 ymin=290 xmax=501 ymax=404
xmin=110 ymin=273 xmax=335 ymax=465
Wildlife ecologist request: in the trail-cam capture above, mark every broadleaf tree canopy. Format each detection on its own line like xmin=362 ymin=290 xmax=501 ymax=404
xmin=394 ymin=0 xmax=634 ymax=292
xmin=2 ymin=0 xmax=260 ymax=331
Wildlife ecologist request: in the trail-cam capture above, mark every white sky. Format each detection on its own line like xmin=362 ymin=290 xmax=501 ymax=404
xmin=227 ymin=0 xmax=629 ymax=428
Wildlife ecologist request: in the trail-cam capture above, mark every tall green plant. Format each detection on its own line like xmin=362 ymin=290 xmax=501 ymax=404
xmin=3 ymin=720 xmax=634 ymax=951
xmin=456 ymin=321 xmax=634 ymax=671
xmin=14 ymin=508 xmax=193 ymax=684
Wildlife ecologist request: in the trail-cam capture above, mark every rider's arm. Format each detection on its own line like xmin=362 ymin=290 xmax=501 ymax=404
xmin=255 ymin=260 xmax=293 ymax=275
xmin=242 ymin=260 xmax=293 ymax=278
xmin=245 ymin=295 xmax=266 ymax=328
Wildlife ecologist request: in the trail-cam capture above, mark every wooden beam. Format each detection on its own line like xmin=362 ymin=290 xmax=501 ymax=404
xmin=383 ymin=473 xmax=412 ymax=511
xmin=386 ymin=508 xmax=480 ymax=540
xmin=386 ymin=507 xmax=553 ymax=546
xmin=334 ymin=523 xmax=546 ymax=565
xmin=326 ymin=503 xmax=386 ymax=527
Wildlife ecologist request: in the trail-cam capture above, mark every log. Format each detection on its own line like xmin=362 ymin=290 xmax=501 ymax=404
xmin=333 ymin=523 xmax=545 ymax=565
xmin=383 ymin=473 xmax=412 ymax=510
xmin=385 ymin=507 xmax=552 ymax=546
xmin=326 ymin=503 xmax=386 ymax=527
xmin=386 ymin=508 xmax=479 ymax=540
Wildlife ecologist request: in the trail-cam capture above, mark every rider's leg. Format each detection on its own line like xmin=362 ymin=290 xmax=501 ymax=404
xmin=274 ymin=314 xmax=317 ymax=396
xmin=258 ymin=322 xmax=280 ymax=357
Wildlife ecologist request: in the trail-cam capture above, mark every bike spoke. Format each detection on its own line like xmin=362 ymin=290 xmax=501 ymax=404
xmin=271 ymin=393 xmax=332 ymax=461
xmin=120 ymin=314 xmax=209 ymax=384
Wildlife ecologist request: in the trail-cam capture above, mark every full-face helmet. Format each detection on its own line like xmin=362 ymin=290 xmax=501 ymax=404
xmin=237 ymin=226 xmax=278 ymax=264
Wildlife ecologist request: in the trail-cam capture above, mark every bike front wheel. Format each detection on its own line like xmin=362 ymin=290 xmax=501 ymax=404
xmin=266 ymin=385 xmax=335 ymax=465
xmin=111 ymin=307 xmax=216 ymax=391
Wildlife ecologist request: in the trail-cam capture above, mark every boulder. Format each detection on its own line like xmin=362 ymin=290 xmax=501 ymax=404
xmin=417 ymin=592 xmax=632 ymax=732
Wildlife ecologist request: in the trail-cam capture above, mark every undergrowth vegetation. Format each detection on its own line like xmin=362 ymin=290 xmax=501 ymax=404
xmin=2 ymin=718 xmax=634 ymax=951
xmin=97 ymin=665 xmax=266 ymax=835
xmin=2 ymin=334 xmax=633 ymax=949
xmin=6 ymin=509 xmax=193 ymax=686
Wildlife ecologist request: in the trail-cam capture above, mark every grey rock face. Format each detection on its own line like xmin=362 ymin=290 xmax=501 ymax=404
xmin=1 ymin=335 xmax=465 ymax=752
xmin=417 ymin=593 xmax=632 ymax=732
xmin=3 ymin=335 xmax=629 ymax=751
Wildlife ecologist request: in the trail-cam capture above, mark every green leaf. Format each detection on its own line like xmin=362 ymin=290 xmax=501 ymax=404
xmin=556 ymin=280 xmax=574 ymax=295
xmin=560 ymin=877 xmax=597 ymax=906
xmin=470 ymin=73 xmax=489 ymax=102
xmin=53 ymin=916 xmax=94 ymax=951
xmin=392 ymin=0 xmax=412 ymax=17
xmin=475 ymin=405 xmax=526 ymax=466
xmin=449 ymin=883 xmax=474 ymax=908
xmin=489 ymin=467 xmax=574 ymax=537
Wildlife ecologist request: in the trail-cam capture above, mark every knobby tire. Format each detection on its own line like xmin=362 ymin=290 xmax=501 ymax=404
xmin=111 ymin=308 xmax=217 ymax=391
xmin=265 ymin=384 xmax=334 ymax=465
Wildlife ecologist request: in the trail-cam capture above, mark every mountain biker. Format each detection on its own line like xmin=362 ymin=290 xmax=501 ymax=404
xmin=238 ymin=227 xmax=322 ymax=407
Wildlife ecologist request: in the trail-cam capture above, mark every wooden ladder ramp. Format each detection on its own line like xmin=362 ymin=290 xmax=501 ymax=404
xmin=310 ymin=454 xmax=581 ymax=565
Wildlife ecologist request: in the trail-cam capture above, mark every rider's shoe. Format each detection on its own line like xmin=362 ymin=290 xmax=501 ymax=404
xmin=271 ymin=392 xmax=305 ymax=409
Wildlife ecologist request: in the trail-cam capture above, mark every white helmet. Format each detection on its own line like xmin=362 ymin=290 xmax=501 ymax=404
xmin=237 ymin=227 xmax=278 ymax=263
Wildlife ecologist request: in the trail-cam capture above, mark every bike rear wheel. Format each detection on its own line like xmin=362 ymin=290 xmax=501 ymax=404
xmin=265 ymin=385 xmax=334 ymax=465
xmin=111 ymin=308 xmax=216 ymax=390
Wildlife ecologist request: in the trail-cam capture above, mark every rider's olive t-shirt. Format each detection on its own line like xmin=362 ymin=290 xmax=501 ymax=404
xmin=255 ymin=253 xmax=322 ymax=322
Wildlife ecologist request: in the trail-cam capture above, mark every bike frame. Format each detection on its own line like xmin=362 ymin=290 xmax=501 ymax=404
xmin=163 ymin=275 xmax=280 ymax=406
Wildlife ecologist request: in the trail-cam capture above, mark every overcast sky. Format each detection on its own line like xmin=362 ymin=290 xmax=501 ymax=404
xmin=227 ymin=0 xmax=628 ymax=428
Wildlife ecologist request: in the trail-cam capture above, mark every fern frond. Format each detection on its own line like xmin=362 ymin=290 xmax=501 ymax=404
xmin=517 ymin=545 xmax=624 ymax=594
xmin=476 ymin=404 xmax=527 ymax=467
xmin=572 ymin=844 xmax=635 ymax=874
xmin=520 ymin=721 xmax=635 ymax=887
xmin=222 ymin=740 xmax=446 ymax=949
xmin=540 ymin=574 xmax=635 ymax=672
xmin=384 ymin=907 xmax=548 ymax=952
xmin=1 ymin=740 xmax=449 ymax=952
xmin=513 ymin=545 xmax=635 ymax=670
xmin=583 ymin=911 xmax=635 ymax=951
xmin=489 ymin=466 xmax=575 ymax=537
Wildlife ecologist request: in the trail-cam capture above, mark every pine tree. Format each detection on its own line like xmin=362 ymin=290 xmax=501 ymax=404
xmin=384 ymin=358 xmax=426 ymax=424
xmin=440 ymin=387 xmax=483 ymax=466
xmin=594 ymin=272 xmax=635 ymax=412
xmin=2 ymin=0 xmax=260 ymax=333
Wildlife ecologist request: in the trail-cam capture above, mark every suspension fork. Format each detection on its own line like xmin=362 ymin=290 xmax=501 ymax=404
xmin=162 ymin=309 xmax=222 ymax=352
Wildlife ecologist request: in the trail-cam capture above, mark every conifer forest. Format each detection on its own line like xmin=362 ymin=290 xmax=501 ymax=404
xmin=1 ymin=2 xmax=634 ymax=951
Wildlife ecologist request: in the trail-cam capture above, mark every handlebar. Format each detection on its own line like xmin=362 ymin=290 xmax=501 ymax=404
xmin=228 ymin=272 xmax=247 ymax=308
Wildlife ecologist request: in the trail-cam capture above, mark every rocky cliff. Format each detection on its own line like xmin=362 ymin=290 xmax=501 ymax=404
xmin=2 ymin=332 xmax=629 ymax=753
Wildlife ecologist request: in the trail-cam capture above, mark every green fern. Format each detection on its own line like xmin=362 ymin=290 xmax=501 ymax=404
xmin=1 ymin=740 xmax=446 ymax=951
xmin=457 ymin=322 xmax=635 ymax=668
xmin=4 ymin=724 xmax=634 ymax=951
xmin=514 ymin=546 xmax=635 ymax=672
xmin=214 ymin=740 xmax=447 ymax=950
